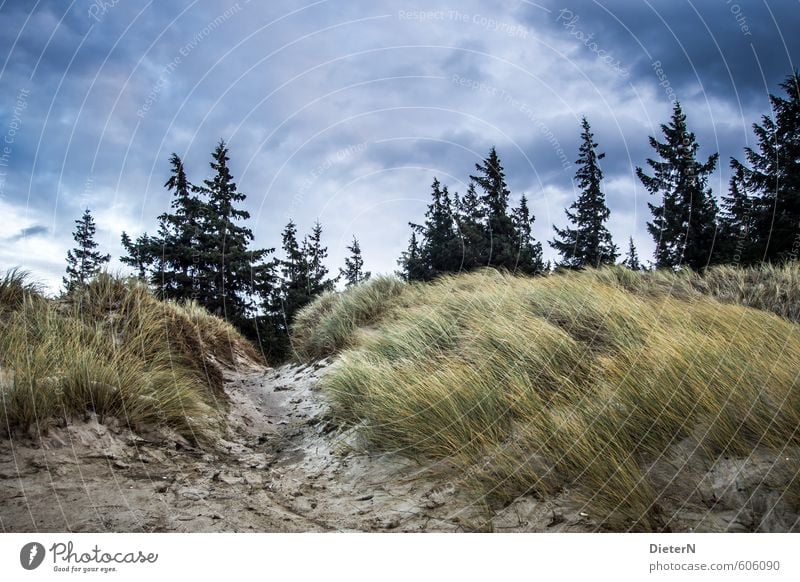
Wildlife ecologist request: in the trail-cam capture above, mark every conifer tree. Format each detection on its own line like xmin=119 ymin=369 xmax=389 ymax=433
xmin=116 ymin=144 xmax=281 ymax=357
xmin=730 ymin=72 xmax=800 ymax=263
xmin=636 ymin=103 xmax=720 ymax=270
xmin=63 ymin=209 xmax=110 ymax=293
xmin=412 ymin=178 xmax=459 ymax=280
xmin=158 ymin=153 xmax=204 ymax=299
xmin=551 ymin=118 xmax=618 ymax=268
xmin=274 ymin=220 xmax=306 ymax=322
xmin=120 ymin=231 xmax=153 ymax=280
xmin=303 ymin=221 xmax=336 ymax=297
xmin=264 ymin=220 xmax=334 ymax=357
xmin=340 ymin=236 xmax=370 ymax=287
xmin=512 ymin=194 xmax=545 ymax=275
xmin=623 ymin=237 xmax=642 ymax=270
xmin=195 ymin=140 xmax=270 ymax=323
xmin=262 ymin=220 xmax=305 ymax=358
xmin=470 ymin=147 xmax=519 ymax=270
xmin=718 ymin=168 xmax=759 ymax=265
xmin=399 ymin=232 xmax=425 ymax=281
xmin=453 ymin=183 xmax=485 ymax=271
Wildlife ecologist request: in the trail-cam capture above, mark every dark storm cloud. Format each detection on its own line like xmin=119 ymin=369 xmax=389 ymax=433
xmin=6 ymin=225 xmax=49 ymax=241
xmin=534 ymin=0 xmax=799 ymax=108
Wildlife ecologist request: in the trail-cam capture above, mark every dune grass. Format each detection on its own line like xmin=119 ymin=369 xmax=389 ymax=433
xmin=293 ymin=265 xmax=800 ymax=530
xmin=0 ymin=272 xmax=260 ymax=441
xmin=292 ymin=275 xmax=407 ymax=360
xmin=594 ymin=262 xmax=800 ymax=322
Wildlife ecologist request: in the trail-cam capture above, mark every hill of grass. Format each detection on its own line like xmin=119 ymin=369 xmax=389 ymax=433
xmin=292 ymin=264 xmax=800 ymax=531
xmin=0 ymin=271 xmax=261 ymax=441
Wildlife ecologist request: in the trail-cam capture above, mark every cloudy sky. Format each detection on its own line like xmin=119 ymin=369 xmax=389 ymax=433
xmin=0 ymin=0 xmax=798 ymax=291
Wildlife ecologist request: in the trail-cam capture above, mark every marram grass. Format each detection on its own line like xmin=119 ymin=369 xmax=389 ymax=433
xmin=0 ymin=272 xmax=260 ymax=441
xmin=293 ymin=265 xmax=800 ymax=530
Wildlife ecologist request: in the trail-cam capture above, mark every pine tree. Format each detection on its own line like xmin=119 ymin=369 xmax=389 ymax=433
xmin=512 ymin=194 xmax=545 ymax=275
xmin=196 ymin=140 xmax=270 ymax=323
xmin=636 ymin=103 xmax=720 ymax=270
xmin=263 ymin=220 xmax=334 ymax=358
xmin=157 ymin=153 xmax=204 ymax=299
xmin=551 ymin=117 xmax=618 ymax=268
xmin=262 ymin=221 xmax=304 ymax=359
xmin=412 ymin=178 xmax=459 ymax=280
xmin=63 ymin=209 xmax=110 ymax=293
xmin=304 ymin=221 xmax=336 ymax=297
xmin=340 ymin=236 xmax=370 ymax=287
xmin=623 ymin=237 xmax=642 ymax=270
xmin=401 ymin=150 xmax=546 ymax=277
xmin=730 ymin=72 xmax=800 ymax=263
xmin=275 ymin=220 xmax=306 ymax=322
xmin=398 ymin=232 xmax=425 ymax=281
xmin=470 ymin=147 xmax=519 ymax=270
xmin=120 ymin=231 xmax=153 ymax=280
xmin=453 ymin=183 xmax=485 ymax=271
xmin=718 ymin=167 xmax=759 ymax=265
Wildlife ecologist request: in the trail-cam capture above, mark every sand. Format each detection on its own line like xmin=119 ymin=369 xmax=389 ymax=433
xmin=2 ymin=359 xmax=794 ymax=532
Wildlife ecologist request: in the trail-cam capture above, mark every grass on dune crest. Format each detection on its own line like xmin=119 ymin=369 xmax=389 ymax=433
xmin=594 ymin=262 xmax=800 ymax=322
xmin=291 ymin=275 xmax=407 ymax=360
xmin=0 ymin=272 xmax=261 ymax=441
xmin=292 ymin=265 xmax=800 ymax=530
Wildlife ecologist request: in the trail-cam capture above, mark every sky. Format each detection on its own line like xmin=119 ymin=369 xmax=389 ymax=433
xmin=0 ymin=0 xmax=798 ymax=292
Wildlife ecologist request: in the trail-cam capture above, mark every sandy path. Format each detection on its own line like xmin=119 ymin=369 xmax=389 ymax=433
xmin=0 ymin=360 xmax=592 ymax=533
xmin=5 ymin=359 xmax=790 ymax=532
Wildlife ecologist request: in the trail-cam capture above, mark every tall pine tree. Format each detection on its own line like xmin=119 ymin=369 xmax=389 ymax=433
xmin=637 ymin=102 xmax=720 ymax=270
xmin=400 ymin=149 xmax=545 ymax=278
xmin=469 ymin=147 xmax=519 ymax=270
xmin=550 ymin=117 xmax=618 ymax=268
xmin=120 ymin=231 xmax=153 ymax=280
xmin=303 ymin=221 xmax=336 ymax=297
xmin=265 ymin=220 xmax=335 ymax=357
xmin=729 ymin=72 xmax=800 ymax=263
xmin=263 ymin=220 xmax=305 ymax=358
xmin=157 ymin=153 xmax=204 ymax=299
xmin=718 ymin=167 xmax=759 ymax=265
xmin=195 ymin=140 xmax=270 ymax=323
xmin=63 ymin=209 xmax=110 ymax=293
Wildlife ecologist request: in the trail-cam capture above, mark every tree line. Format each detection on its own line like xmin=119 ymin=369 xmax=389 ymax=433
xmin=61 ymin=72 xmax=800 ymax=360
xmin=399 ymin=72 xmax=800 ymax=279
xmin=64 ymin=141 xmax=368 ymax=360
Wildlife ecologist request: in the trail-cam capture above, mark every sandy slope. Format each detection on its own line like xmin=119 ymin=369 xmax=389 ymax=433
xmin=3 ymin=359 xmax=794 ymax=532
xmin=0 ymin=360 xmax=592 ymax=532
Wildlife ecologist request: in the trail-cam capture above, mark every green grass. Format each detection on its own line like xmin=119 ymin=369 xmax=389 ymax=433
xmin=293 ymin=265 xmax=800 ymax=530
xmin=0 ymin=272 xmax=261 ymax=441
